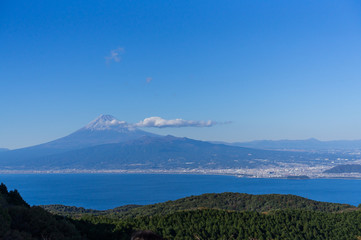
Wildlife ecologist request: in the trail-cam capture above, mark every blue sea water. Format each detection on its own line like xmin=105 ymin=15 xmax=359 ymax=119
xmin=0 ymin=174 xmax=360 ymax=210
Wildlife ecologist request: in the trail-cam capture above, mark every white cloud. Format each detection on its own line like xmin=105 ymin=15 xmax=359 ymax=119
xmin=105 ymin=47 xmax=124 ymax=63
xmin=134 ymin=117 xmax=217 ymax=128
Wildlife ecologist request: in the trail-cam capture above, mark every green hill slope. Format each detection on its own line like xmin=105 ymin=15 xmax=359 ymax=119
xmin=0 ymin=183 xmax=84 ymax=240
xmin=120 ymin=209 xmax=361 ymax=240
xmin=42 ymin=192 xmax=354 ymax=219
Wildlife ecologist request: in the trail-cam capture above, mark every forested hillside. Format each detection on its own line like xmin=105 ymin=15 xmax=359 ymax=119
xmin=42 ymin=192 xmax=354 ymax=219
xmin=0 ymin=183 xmax=84 ymax=240
xmin=3 ymin=183 xmax=361 ymax=239
xmin=112 ymin=209 xmax=361 ymax=240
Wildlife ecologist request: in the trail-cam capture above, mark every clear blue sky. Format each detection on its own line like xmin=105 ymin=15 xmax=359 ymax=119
xmin=1 ymin=0 xmax=361 ymax=149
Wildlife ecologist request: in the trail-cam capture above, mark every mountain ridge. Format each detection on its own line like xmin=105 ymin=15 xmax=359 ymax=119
xmin=217 ymin=138 xmax=361 ymax=151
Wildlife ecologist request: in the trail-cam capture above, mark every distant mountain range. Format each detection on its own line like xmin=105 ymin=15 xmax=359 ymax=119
xmin=215 ymin=138 xmax=361 ymax=151
xmin=0 ymin=114 xmax=353 ymax=171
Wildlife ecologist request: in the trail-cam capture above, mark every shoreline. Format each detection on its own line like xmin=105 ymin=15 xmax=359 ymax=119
xmin=1 ymin=168 xmax=361 ymax=180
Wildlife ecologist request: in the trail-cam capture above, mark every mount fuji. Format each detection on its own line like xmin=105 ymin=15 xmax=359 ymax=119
xmin=35 ymin=114 xmax=159 ymax=150
xmin=0 ymin=115 xmax=159 ymax=166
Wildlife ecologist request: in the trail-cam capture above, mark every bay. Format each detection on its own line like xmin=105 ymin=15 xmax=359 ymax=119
xmin=0 ymin=173 xmax=360 ymax=210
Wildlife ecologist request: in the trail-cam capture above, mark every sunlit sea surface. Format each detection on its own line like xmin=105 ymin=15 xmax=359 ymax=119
xmin=0 ymin=174 xmax=360 ymax=210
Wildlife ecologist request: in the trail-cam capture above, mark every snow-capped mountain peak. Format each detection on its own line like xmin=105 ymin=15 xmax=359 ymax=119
xmin=84 ymin=114 xmax=128 ymax=131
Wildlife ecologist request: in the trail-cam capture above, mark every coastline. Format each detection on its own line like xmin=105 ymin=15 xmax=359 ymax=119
xmin=1 ymin=168 xmax=361 ymax=180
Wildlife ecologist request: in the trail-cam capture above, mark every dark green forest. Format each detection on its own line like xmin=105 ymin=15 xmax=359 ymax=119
xmin=3 ymin=183 xmax=361 ymax=239
xmin=42 ymin=192 xmax=354 ymax=219
xmin=0 ymin=183 xmax=83 ymax=240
